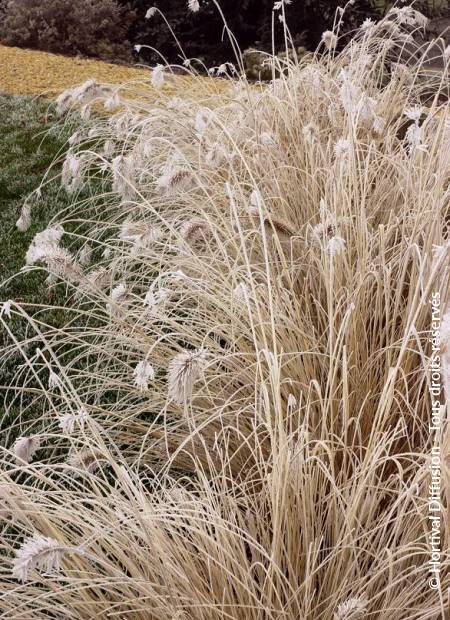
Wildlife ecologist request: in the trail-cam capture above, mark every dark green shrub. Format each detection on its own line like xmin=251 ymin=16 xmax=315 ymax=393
xmin=0 ymin=0 xmax=135 ymax=62
xmin=126 ymin=0 xmax=378 ymax=67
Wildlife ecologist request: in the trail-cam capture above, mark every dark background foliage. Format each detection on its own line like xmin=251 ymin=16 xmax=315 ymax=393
xmin=0 ymin=0 xmax=449 ymax=66
xmin=126 ymin=0 xmax=376 ymax=66
xmin=124 ymin=0 xmax=450 ymax=67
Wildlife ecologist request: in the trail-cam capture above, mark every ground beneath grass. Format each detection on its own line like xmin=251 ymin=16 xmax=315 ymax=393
xmin=0 ymin=44 xmax=223 ymax=100
xmin=0 ymin=45 xmax=151 ymax=97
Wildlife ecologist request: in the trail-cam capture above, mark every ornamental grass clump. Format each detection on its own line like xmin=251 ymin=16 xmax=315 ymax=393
xmin=1 ymin=4 xmax=450 ymax=618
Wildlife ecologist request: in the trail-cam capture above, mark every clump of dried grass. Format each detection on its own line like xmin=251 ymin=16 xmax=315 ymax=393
xmin=1 ymin=4 xmax=450 ymax=618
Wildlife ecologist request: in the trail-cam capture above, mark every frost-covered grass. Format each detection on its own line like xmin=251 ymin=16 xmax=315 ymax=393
xmin=1 ymin=5 xmax=450 ymax=619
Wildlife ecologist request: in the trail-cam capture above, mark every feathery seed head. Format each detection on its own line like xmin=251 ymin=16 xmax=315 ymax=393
xmin=216 ymin=63 xmax=229 ymax=76
xmin=54 ymin=248 xmax=83 ymax=279
xmin=144 ymin=287 xmax=171 ymax=309
xmin=48 ymin=371 xmax=61 ymax=389
xmin=361 ymin=18 xmax=375 ymax=30
xmin=168 ymin=348 xmax=208 ymax=404
xmin=104 ymin=94 xmax=121 ymax=111
xmin=287 ymin=393 xmax=297 ymax=410
xmin=58 ymin=409 xmax=90 ymax=434
xmin=250 ymin=189 xmax=263 ymax=214
xmin=67 ymin=447 xmax=107 ymax=475
xmin=79 ymin=244 xmax=92 ymax=267
xmin=71 ymin=79 xmax=101 ymax=103
xmin=233 ymin=282 xmax=250 ymax=301
xmin=26 ymin=225 xmax=64 ymax=266
xmin=111 ymin=282 xmax=127 ymax=301
xmin=61 ymin=152 xmax=83 ymax=194
xmin=274 ymin=0 xmax=292 ymax=8
xmin=204 ymin=142 xmax=228 ymax=167
xmin=339 ymin=70 xmax=377 ymax=125
xmin=56 ymin=90 xmax=72 ymax=115
xmin=188 ymin=0 xmax=200 ymax=12
xmin=106 ymin=282 xmax=129 ymax=317
xmin=302 ymin=122 xmax=318 ymax=144
xmin=444 ymin=45 xmax=450 ymax=63
xmin=152 ymin=64 xmax=165 ymax=89
xmin=12 ymin=534 xmax=78 ymax=582
xmin=134 ymin=360 xmax=155 ymax=390
xmin=195 ymin=108 xmax=216 ymax=136
xmin=333 ymin=596 xmax=368 ymax=619
xmin=334 ymin=138 xmax=350 ymax=160
xmin=120 ymin=221 xmax=161 ymax=251
xmin=103 ymin=139 xmax=115 ymax=156
xmin=322 ymin=30 xmax=338 ymax=50
xmin=388 ymin=6 xmax=428 ymax=28
xmin=260 ymin=132 xmax=275 ymax=146
xmin=13 ymin=436 xmax=40 ymax=464
xmin=328 ymin=236 xmax=346 ymax=256
xmin=170 ymin=270 xmax=194 ymax=284
xmin=82 ymin=267 xmax=110 ymax=295
xmin=156 ymin=169 xmax=195 ymax=194
xmin=1 ymin=300 xmax=12 ymax=319
xmin=372 ymin=115 xmax=385 ymax=134
xmin=404 ymin=106 xmax=423 ymax=122
xmin=405 ymin=123 xmax=427 ymax=154
xmin=68 ymin=131 xmax=81 ymax=146
xmin=180 ymin=219 xmax=211 ymax=245
xmin=111 ymin=154 xmax=136 ymax=201
xmin=16 ymin=204 xmax=32 ymax=231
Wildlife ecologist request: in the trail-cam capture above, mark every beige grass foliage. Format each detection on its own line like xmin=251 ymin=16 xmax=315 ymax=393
xmin=1 ymin=5 xmax=450 ymax=619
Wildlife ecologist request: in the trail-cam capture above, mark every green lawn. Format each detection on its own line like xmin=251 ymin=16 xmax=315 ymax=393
xmin=0 ymin=95 xmax=74 ymax=302
xmin=0 ymin=95 xmax=77 ymax=444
